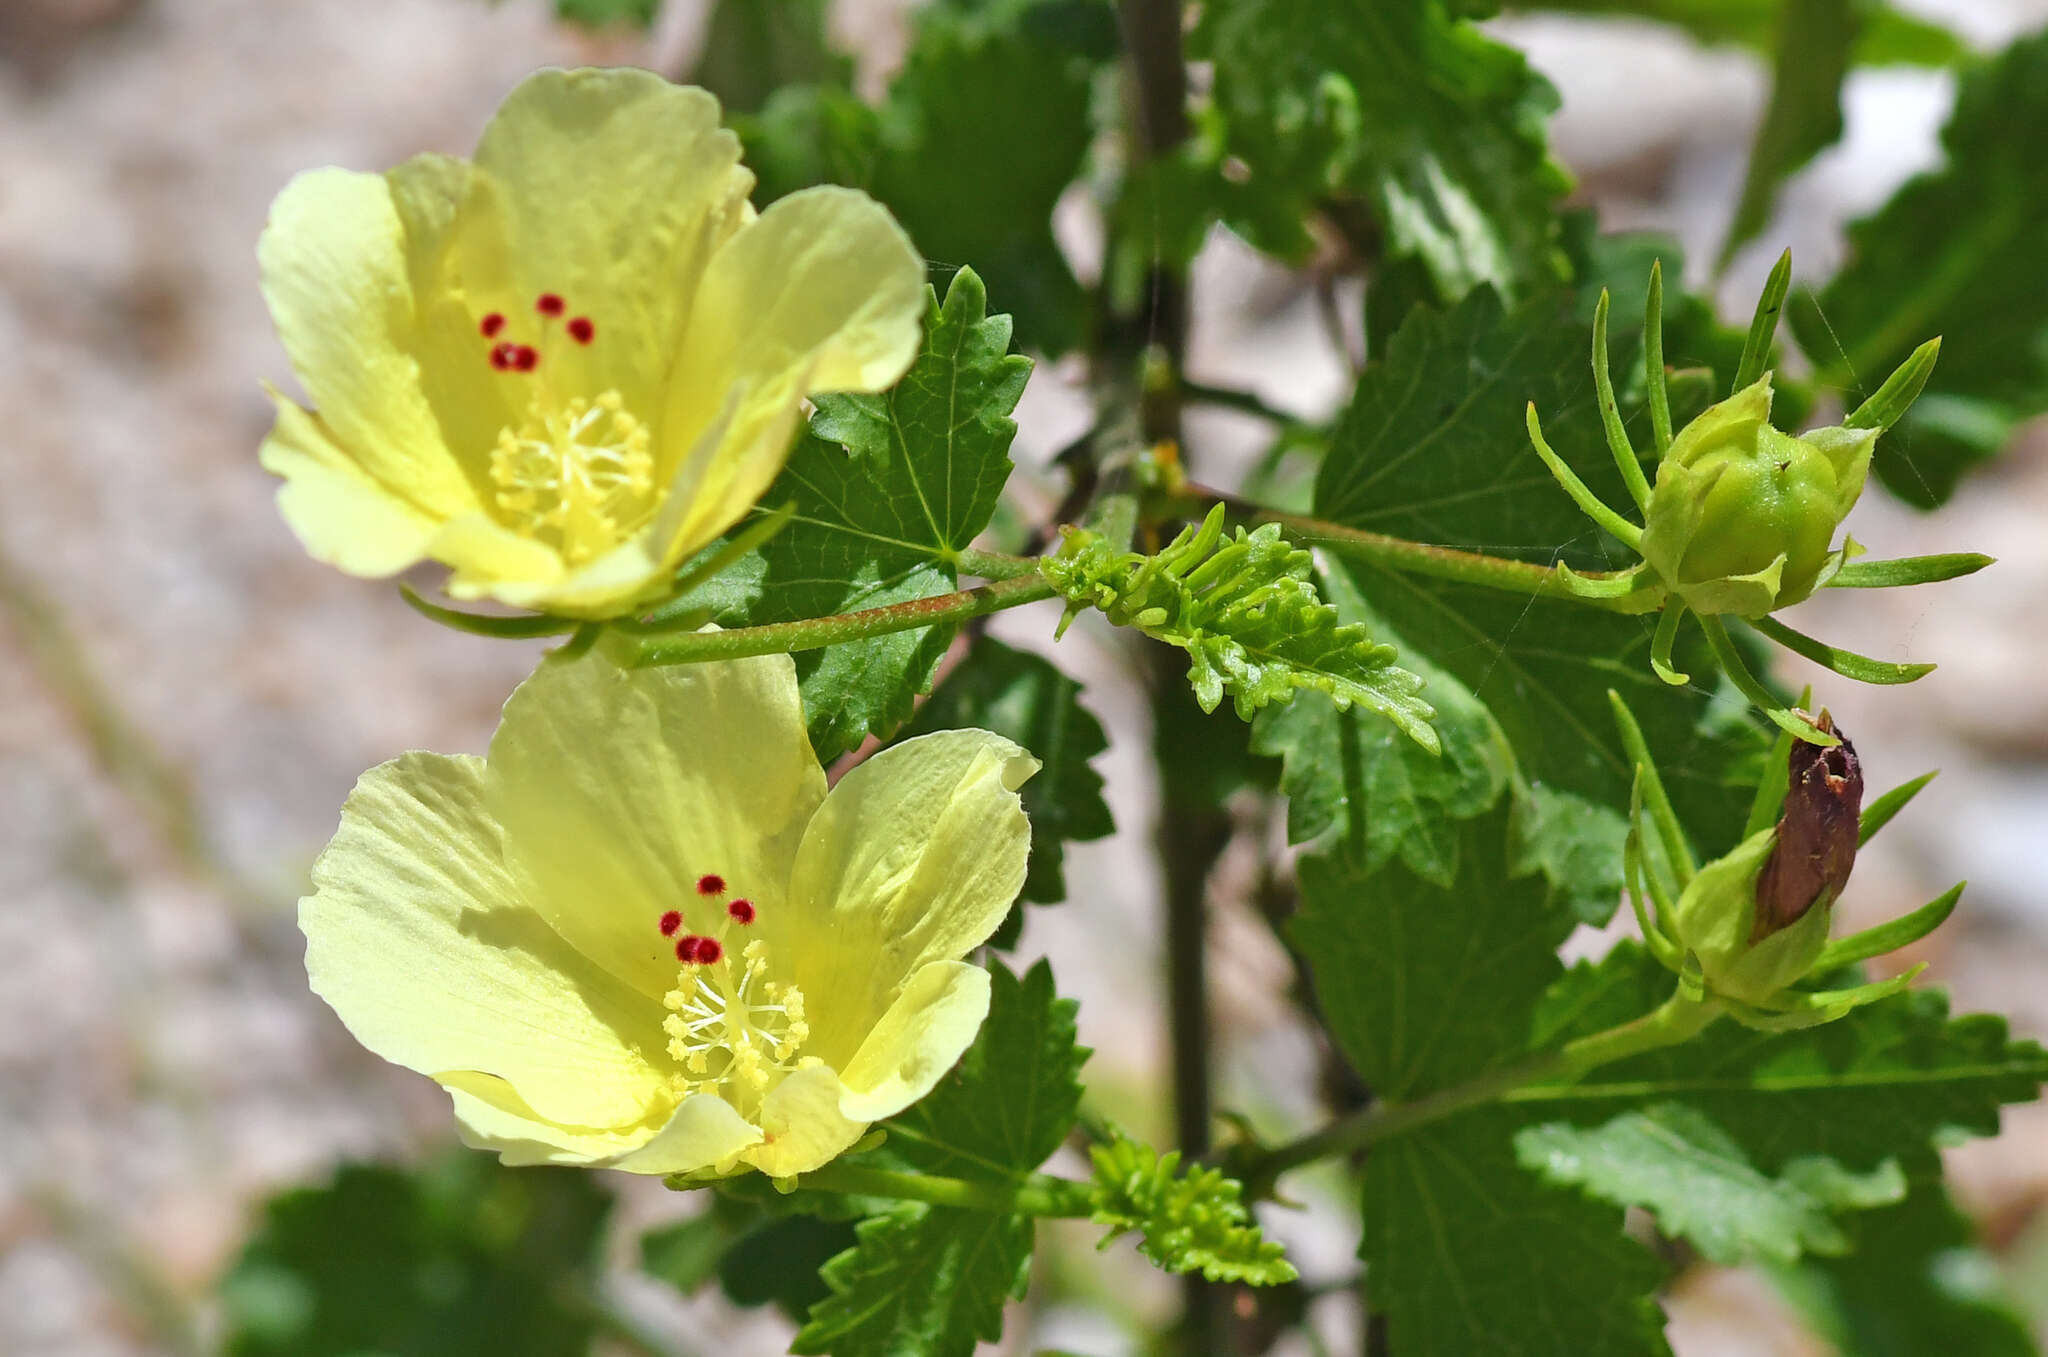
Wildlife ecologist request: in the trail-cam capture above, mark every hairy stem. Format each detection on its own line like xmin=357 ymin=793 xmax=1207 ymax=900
xmin=1162 ymin=487 xmax=1658 ymax=612
xmin=1239 ymin=995 xmax=1717 ymax=1197
xmin=797 ymin=1163 xmax=1096 ymax=1218
xmin=616 ymin=572 xmax=1056 ymax=666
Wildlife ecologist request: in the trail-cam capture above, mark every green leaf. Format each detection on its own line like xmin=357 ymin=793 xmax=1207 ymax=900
xmin=1197 ymin=0 xmax=1570 ymax=300
xmin=1566 ymin=226 xmax=1751 ymax=398
xmin=689 ymin=269 xmax=1028 ymax=761
xmin=881 ymin=959 xmax=1087 ymax=1179
xmin=1720 ymin=0 xmax=1857 ymax=267
xmin=1515 ymin=1102 xmax=1904 ymax=1266
xmin=691 ymin=0 xmax=849 ymax=116
xmin=1087 ymin=1133 xmax=1297 ymax=1285
xmin=735 ymin=0 xmax=1115 ymax=353
xmin=1293 ymin=803 xmax=1573 ymax=1099
xmin=1791 ymin=28 xmax=2048 ymax=505
xmin=1042 ymin=508 xmax=1437 ymax=746
xmin=716 ymin=1213 xmax=861 ymax=1317
xmin=796 ymin=962 xmax=1080 ymax=1355
xmin=1253 ymin=562 xmax=1511 ymax=886
xmin=218 ymin=1152 xmax=610 ymax=1357
xmin=1507 ymin=783 xmax=1629 ymax=926
xmin=1524 ymin=944 xmax=2048 ymax=1177
xmin=551 ymin=0 xmax=658 ymax=27
xmin=639 ymin=1198 xmax=858 ymax=1320
xmin=903 ymin=640 xmax=1113 ymax=904
xmin=1314 ymin=288 xmax=1771 ymax=914
xmin=791 ymin=1204 xmax=1032 ymax=1357
xmin=1525 ymin=0 xmax=1965 ymax=67
xmin=1773 ymin=1182 xmax=2036 ymax=1356
xmin=1290 ymin=793 xmax=1670 ymax=1349
xmin=1365 ymin=1108 xmax=1673 ymax=1356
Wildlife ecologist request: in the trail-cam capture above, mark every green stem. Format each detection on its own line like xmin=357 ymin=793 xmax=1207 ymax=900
xmin=797 ymin=1162 xmax=1096 ymax=1218
xmin=954 ymin=546 xmax=1044 ymax=581
xmin=1165 ymin=487 xmax=1658 ymax=613
xmin=1180 ymin=379 xmax=1301 ymax=425
xmin=616 ymin=572 xmax=1056 ymax=667
xmin=1239 ymin=995 xmax=1717 ymax=1197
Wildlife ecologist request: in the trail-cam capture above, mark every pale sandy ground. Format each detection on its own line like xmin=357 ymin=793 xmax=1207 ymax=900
xmin=4 ymin=1 xmax=2048 ymax=1353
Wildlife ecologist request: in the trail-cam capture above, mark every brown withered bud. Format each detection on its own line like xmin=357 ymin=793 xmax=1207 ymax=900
xmin=1754 ymin=712 xmax=1863 ymax=939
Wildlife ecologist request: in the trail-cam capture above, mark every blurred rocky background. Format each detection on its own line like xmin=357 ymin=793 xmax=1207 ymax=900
xmin=5 ymin=0 xmax=2048 ymax=1353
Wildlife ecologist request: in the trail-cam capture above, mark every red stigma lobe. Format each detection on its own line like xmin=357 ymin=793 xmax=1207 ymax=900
xmin=696 ymin=874 xmax=725 ymax=896
xmin=536 ymin=293 xmax=565 ymax=316
xmin=512 ymin=345 xmax=539 ymax=372
xmin=658 ymin=910 xmax=682 ymax=937
xmin=479 ymin=312 xmax=506 ymax=338
xmin=567 ymin=316 xmax=594 ymax=344
xmin=727 ymin=899 xmax=756 ymax=924
xmin=488 ymin=341 xmax=518 ymax=371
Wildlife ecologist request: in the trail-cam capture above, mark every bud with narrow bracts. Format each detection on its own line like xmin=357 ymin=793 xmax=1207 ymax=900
xmin=1615 ymin=688 xmax=1948 ymax=1033
xmin=1639 ymin=376 xmax=1876 ymax=618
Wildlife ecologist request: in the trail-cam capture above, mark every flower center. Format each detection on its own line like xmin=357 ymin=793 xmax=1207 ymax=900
xmin=654 ymin=876 xmax=808 ymax=1106
xmin=480 ymin=293 xmax=662 ymax=566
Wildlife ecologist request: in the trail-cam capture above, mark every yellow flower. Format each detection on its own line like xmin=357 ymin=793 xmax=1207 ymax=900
xmin=257 ymin=68 xmax=926 ymax=617
xmin=300 ymin=650 xmax=1037 ymax=1178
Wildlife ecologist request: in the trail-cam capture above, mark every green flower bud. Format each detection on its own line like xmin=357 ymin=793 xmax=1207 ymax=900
xmin=1640 ymin=376 xmax=1878 ymax=617
xmin=1668 ymin=717 xmax=1864 ymax=1005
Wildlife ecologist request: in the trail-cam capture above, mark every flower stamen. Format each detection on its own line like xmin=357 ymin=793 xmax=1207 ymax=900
xmin=489 ymin=389 xmax=656 ymax=565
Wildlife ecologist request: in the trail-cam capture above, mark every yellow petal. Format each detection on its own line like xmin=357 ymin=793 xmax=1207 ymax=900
xmin=838 ymin=961 xmax=991 ymax=1123
xmin=301 ymin=753 xmax=667 ymax=1129
xmin=440 ymin=1072 xmax=758 ymax=1175
xmin=486 ymin=650 xmax=826 ymax=1001
xmin=433 ymin=512 xmax=566 ymax=603
xmin=468 ymin=68 xmax=753 ymax=410
xmin=259 ymin=390 xmax=438 ymax=576
xmin=442 ymin=1071 xmax=657 ymax=1166
xmin=605 ymin=1093 xmax=764 ymax=1176
xmin=258 ymin=166 xmax=477 ymax=518
xmin=778 ymin=731 xmax=1036 ymax=1067
xmin=663 ymin=186 xmax=927 ymax=546
xmin=385 ymin=153 xmax=522 ymax=489
xmin=742 ymin=1061 xmax=867 ymax=1179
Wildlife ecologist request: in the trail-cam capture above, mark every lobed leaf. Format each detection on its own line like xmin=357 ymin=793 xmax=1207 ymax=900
xmin=1087 ymin=1133 xmax=1296 ymax=1285
xmin=1042 ymin=508 xmax=1437 ymax=747
xmin=791 ymin=1205 xmax=1031 ymax=1357
xmin=1515 ymin=1102 xmax=1904 ymax=1266
xmin=1315 ymin=288 xmax=1773 ymax=919
xmin=218 ymin=1153 xmax=610 ymax=1357
xmin=1253 ymin=564 xmax=1512 ymax=886
xmin=903 ymin=640 xmax=1113 ymax=905
xmin=1196 ymin=0 xmax=1570 ymax=300
xmin=669 ymin=268 xmax=1030 ymax=761
xmin=1772 ymin=1182 xmax=2036 ymax=1355
xmin=879 ymin=959 xmax=1088 ymax=1180
xmin=1789 ymin=28 xmax=2048 ymax=505
xmin=736 ymin=0 xmax=1114 ymax=354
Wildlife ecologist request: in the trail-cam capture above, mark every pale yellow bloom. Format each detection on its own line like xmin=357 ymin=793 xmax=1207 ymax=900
xmin=258 ymin=67 xmax=926 ymax=617
xmin=300 ymin=651 xmax=1036 ymax=1178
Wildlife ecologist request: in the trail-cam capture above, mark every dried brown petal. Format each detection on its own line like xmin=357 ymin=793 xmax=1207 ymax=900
xmin=1754 ymin=711 xmax=1863 ymax=938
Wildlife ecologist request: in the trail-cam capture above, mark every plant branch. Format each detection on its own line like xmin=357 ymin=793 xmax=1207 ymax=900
xmin=1238 ymin=995 xmax=1718 ymax=1198
xmin=1181 ymin=379 xmax=1303 ymax=426
xmin=614 ymin=572 xmax=1056 ymax=666
xmin=1160 ymin=486 xmax=1660 ymax=613
xmin=797 ymin=1162 xmax=1096 ymax=1218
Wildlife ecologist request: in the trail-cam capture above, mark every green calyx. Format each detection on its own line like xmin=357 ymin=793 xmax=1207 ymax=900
xmin=1666 ymin=825 xmax=1834 ymax=1006
xmin=1524 ymin=256 xmax=1969 ymax=740
xmin=1640 ymin=376 xmax=1877 ymax=616
xmin=1610 ymin=691 xmax=1956 ymax=1032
